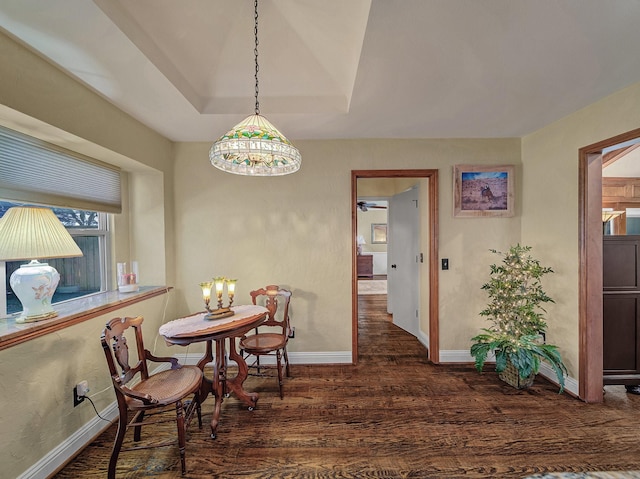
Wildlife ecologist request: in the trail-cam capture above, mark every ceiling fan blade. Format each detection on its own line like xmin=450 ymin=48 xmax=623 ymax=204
xmin=357 ymin=201 xmax=387 ymax=211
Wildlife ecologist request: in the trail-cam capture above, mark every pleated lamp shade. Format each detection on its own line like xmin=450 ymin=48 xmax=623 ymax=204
xmin=0 ymin=206 xmax=82 ymax=260
xmin=0 ymin=206 xmax=83 ymax=323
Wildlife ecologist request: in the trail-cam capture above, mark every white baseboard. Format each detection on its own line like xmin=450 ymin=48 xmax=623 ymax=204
xmin=176 ymin=350 xmax=353 ymax=367
xmin=19 ymin=349 xmax=576 ymax=478
xmin=417 ymin=330 xmax=429 ymax=351
xmin=17 ymin=403 xmax=119 ymax=479
xmin=539 ymin=361 xmax=579 ymax=396
xmin=16 ymin=363 xmax=177 ymax=479
xmin=288 ymin=351 xmax=353 ymax=364
xmin=438 ymin=349 xmax=478 ymax=363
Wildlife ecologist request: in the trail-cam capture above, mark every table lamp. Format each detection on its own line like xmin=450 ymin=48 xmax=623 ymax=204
xmin=199 ymin=277 xmax=236 ymax=320
xmin=0 ymin=206 xmax=83 ymax=323
xmin=356 ymin=235 xmax=366 ymax=255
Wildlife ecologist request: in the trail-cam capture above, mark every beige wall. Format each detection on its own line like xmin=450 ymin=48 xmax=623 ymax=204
xmin=356 ymin=177 xmax=411 ymax=255
xmin=0 ymin=293 xmax=175 ymax=479
xmin=0 ymin=32 xmax=178 ymax=478
xmin=0 ymin=31 xmax=176 ymax=290
xmin=357 ymin=207 xmax=388 ymax=254
xmin=521 ymin=81 xmax=640 ymax=377
xmin=172 ymin=139 xmax=522 ymax=355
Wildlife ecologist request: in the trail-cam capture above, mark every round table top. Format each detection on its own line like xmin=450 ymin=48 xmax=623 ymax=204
xmin=159 ymin=304 xmax=268 ymax=344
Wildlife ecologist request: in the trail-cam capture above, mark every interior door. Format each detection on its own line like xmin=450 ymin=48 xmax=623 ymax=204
xmin=387 ymin=187 xmax=420 ymax=337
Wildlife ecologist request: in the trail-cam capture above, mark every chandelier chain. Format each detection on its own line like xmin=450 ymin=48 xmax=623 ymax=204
xmin=254 ymin=0 xmax=260 ymax=115
xmin=209 ymin=0 xmax=301 ymax=176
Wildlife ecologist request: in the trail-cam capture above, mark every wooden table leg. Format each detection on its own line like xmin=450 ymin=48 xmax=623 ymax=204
xmin=196 ymin=341 xmax=215 ymax=402
xmin=209 ymin=338 xmax=228 ymax=439
xmin=194 ymin=340 xmax=227 ymax=439
xmin=227 ymin=336 xmax=259 ymax=410
xmin=195 ymin=338 xmax=257 ymax=438
xmin=162 ymin=308 xmax=267 ymax=441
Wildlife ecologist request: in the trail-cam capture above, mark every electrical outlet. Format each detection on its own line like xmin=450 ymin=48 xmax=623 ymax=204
xmin=73 ymin=380 xmax=89 ymax=407
xmin=288 ymin=327 xmax=295 ymax=339
xmin=73 ymin=386 xmax=84 ymax=407
xmin=77 ymin=380 xmax=90 ymax=396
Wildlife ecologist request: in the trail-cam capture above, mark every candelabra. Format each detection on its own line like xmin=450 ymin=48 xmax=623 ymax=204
xmin=200 ymin=277 xmax=236 ymax=320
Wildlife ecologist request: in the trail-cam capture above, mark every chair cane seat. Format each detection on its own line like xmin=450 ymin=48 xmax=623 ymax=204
xmin=239 ymin=332 xmax=286 ymax=354
xmin=125 ymin=365 xmax=202 ymax=409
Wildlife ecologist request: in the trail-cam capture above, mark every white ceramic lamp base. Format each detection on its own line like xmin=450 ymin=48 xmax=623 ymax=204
xmin=10 ymin=260 xmax=60 ymax=323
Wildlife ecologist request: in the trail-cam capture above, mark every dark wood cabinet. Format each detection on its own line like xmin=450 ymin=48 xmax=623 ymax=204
xmin=603 ymin=236 xmax=640 ymax=386
xmin=357 ymin=255 xmax=373 ymax=278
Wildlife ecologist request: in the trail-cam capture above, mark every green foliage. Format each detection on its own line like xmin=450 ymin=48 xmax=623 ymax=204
xmin=480 ymin=244 xmax=554 ymax=337
xmin=470 ymin=245 xmax=568 ymax=393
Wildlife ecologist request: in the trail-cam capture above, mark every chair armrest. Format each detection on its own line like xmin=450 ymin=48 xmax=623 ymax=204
xmin=119 ymin=385 xmax=159 ymax=405
xmin=144 ymin=349 xmax=181 ymax=369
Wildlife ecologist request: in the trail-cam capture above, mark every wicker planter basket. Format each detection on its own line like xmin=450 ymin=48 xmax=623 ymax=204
xmin=498 ymin=361 xmax=535 ymax=389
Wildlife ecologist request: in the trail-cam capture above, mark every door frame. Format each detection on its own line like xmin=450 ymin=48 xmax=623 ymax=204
xmin=351 ymin=169 xmax=439 ymax=364
xmin=579 ymin=127 xmax=640 ymax=402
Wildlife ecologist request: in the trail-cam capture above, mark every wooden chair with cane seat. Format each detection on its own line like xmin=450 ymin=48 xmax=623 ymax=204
xmin=101 ymin=316 xmax=203 ymax=479
xmin=239 ymin=285 xmax=293 ymax=399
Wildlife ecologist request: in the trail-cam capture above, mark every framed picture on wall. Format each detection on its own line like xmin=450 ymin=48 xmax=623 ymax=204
xmin=371 ymin=223 xmax=387 ymax=244
xmin=453 ymin=164 xmax=515 ymax=217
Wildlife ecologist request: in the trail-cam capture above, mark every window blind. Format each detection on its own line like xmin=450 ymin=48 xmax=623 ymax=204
xmin=0 ymin=125 xmax=122 ymax=213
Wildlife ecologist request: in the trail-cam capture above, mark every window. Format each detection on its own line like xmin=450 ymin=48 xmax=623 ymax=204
xmin=0 ymin=201 xmax=111 ymax=316
xmin=0 ymin=125 xmax=121 ymax=318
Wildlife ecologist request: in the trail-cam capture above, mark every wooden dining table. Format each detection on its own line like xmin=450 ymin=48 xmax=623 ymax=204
xmin=159 ymin=304 xmax=268 ymax=439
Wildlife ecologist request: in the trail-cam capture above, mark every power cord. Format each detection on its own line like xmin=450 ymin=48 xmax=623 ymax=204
xmin=151 ymin=288 xmax=192 ymax=365
xmin=83 ymin=394 xmax=113 ymax=423
xmin=151 ymin=287 xmax=172 ymax=355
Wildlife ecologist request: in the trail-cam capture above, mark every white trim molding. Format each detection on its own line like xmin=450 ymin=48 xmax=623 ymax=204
xmin=176 ymin=351 xmax=353 ymax=367
xmin=17 ymin=403 xmax=118 ymax=479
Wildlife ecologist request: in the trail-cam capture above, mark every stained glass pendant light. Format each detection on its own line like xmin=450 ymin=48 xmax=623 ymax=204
xmin=209 ymin=0 xmax=301 ymax=176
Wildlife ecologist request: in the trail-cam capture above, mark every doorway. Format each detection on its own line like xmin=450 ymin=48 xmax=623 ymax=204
xmin=351 ymin=169 xmax=439 ymax=365
xmin=580 ymin=127 xmax=640 ymax=402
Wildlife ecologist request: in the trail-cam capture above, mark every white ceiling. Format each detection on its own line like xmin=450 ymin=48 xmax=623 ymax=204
xmin=604 ymin=142 xmax=640 ymax=177
xmin=1 ymin=0 xmax=640 ymax=144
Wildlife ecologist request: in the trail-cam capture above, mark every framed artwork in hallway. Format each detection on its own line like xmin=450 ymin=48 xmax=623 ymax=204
xmin=371 ymin=223 xmax=387 ymax=244
xmin=453 ymin=164 xmax=515 ymax=217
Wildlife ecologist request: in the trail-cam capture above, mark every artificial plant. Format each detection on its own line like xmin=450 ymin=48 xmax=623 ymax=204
xmin=470 ymin=244 xmax=568 ymax=392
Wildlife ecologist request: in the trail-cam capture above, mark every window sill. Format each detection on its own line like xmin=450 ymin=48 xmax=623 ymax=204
xmin=0 ymin=286 xmax=172 ymax=351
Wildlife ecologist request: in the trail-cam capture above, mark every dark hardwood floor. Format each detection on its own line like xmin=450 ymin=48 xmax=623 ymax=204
xmin=53 ymin=294 xmax=640 ymax=478
xmin=359 ymin=274 xmax=387 ymax=280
